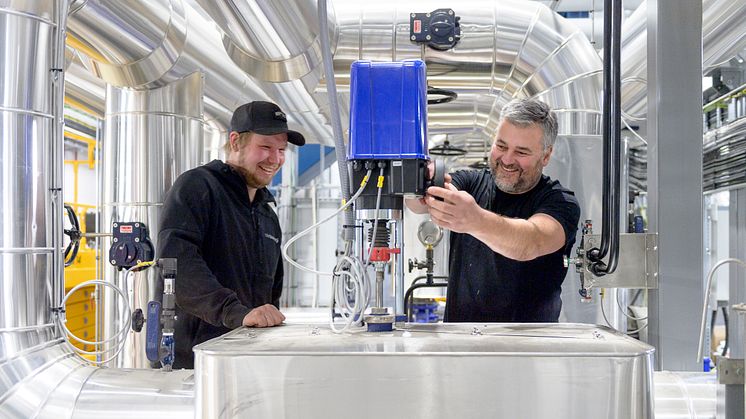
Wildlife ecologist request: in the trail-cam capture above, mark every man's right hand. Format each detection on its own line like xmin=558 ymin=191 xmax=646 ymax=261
xmin=405 ymin=161 xmax=452 ymax=214
xmin=242 ymin=304 xmax=285 ymax=328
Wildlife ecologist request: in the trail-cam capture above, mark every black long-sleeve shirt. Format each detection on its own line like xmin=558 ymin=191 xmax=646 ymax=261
xmin=158 ymin=160 xmax=283 ymax=368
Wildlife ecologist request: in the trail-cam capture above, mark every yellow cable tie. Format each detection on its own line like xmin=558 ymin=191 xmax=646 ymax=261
xmin=360 ymin=175 xmax=369 ymax=187
xmin=377 ymin=176 xmax=384 ymax=188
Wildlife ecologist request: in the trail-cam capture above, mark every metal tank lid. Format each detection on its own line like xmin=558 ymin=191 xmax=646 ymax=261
xmin=194 ymin=323 xmax=654 ymax=358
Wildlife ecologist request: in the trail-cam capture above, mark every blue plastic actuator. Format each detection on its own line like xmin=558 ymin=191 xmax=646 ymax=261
xmin=348 ymin=59 xmax=428 ymax=160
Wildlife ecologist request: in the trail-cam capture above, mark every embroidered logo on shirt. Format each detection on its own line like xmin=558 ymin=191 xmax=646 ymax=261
xmin=264 ymin=233 xmax=279 ymax=244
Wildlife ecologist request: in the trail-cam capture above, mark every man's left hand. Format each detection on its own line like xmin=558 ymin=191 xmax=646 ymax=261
xmin=425 ymin=183 xmax=485 ymax=234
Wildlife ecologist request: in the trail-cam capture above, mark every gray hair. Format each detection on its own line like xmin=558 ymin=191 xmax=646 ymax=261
xmin=498 ymin=98 xmax=558 ymax=150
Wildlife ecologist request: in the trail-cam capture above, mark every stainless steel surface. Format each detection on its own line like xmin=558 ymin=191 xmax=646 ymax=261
xmin=101 ymin=73 xmax=204 ymax=368
xmin=548 ymin=137 xmax=604 ymax=324
xmin=653 ymin=371 xmax=717 ymax=419
xmin=0 ymin=327 xmax=194 ymax=418
xmin=728 ymin=190 xmax=746 ymax=419
xmin=718 ymin=358 xmax=745 ymax=385
xmin=195 ymin=0 xmax=326 ymax=82
xmin=195 ymin=323 xmax=654 ymax=419
xmin=580 ymin=233 xmax=659 ymax=289
xmin=71 ymin=368 xmax=194 ymax=418
xmin=0 ymin=1 xmax=56 ymax=332
xmin=356 ymin=209 xmax=402 ymax=221
xmin=646 ymin=0 xmax=704 ymax=372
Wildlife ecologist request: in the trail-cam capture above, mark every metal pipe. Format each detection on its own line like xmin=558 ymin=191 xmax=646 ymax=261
xmin=0 ymin=1 xmax=57 ymax=332
xmin=621 ymin=0 xmax=746 ymax=121
xmin=100 ymin=74 xmax=204 ymax=368
xmin=318 ymin=0 xmax=354 ymax=241
xmin=697 ymin=258 xmax=746 ymax=363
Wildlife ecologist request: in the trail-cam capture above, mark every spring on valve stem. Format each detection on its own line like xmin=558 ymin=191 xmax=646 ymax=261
xmin=367 ymin=220 xmax=390 ymax=247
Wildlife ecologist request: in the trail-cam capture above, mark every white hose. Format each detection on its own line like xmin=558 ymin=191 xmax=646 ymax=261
xmin=57 ymin=279 xmax=132 ymax=365
xmin=281 ymin=170 xmax=373 ymax=333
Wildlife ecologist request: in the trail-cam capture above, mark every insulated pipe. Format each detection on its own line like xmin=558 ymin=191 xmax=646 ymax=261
xmin=67 ymin=0 xmax=327 ymax=141
xmin=620 ymin=0 xmax=746 ymax=121
xmin=193 ymin=0 xmax=327 ymax=83
xmin=196 ymin=0 xmax=604 ymax=154
xmin=100 ymin=73 xmax=205 ymax=368
xmin=0 ymin=2 xmax=57 ymax=332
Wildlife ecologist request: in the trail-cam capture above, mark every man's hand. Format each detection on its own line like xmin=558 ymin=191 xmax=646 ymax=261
xmin=425 ymin=183 xmax=485 ymax=234
xmin=405 ymin=161 xmax=452 ymax=214
xmin=242 ymin=304 xmax=285 ymax=328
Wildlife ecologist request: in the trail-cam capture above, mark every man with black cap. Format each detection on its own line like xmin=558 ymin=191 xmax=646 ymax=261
xmin=158 ymin=101 xmax=305 ymax=369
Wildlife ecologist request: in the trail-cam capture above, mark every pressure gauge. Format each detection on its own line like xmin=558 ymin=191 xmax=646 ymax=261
xmin=417 ymin=220 xmax=443 ymax=246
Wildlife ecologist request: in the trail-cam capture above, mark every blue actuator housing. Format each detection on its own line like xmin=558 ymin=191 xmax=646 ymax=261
xmin=347 ymin=60 xmax=430 ymax=209
xmin=348 ymin=59 xmax=428 ymax=160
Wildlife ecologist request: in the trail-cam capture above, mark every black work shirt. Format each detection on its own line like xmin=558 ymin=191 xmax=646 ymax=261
xmin=445 ymin=170 xmax=580 ymax=323
xmin=158 ymin=160 xmax=283 ymax=368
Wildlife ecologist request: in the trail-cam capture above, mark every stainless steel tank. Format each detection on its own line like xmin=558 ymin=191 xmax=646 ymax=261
xmin=195 ymin=323 xmax=654 ymax=418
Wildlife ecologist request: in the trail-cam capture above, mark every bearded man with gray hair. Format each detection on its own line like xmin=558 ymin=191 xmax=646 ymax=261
xmin=407 ymin=98 xmax=580 ymax=322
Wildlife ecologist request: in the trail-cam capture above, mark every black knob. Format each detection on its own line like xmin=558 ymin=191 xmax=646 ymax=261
xmin=131 ymin=308 xmax=145 ymax=332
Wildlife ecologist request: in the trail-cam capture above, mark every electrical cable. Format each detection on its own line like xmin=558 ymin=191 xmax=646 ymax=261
xmin=364 ymin=167 xmax=385 ymax=266
xmin=280 ymin=170 xmax=374 ymax=334
xmin=600 ymin=289 xmax=647 ymax=336
xmin=615 ymin=288 xmax=648 ymax=321
xmin=282 ymin=169 xmax=372 ymax=276
xmin=330 ymin=250 xmax=371 ymax=334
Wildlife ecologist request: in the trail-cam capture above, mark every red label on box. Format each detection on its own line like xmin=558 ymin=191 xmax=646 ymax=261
xmin=413 ymin=20 xmax=421 ymax=34
xmin=120 ymin=225 xmax=133 ymax=234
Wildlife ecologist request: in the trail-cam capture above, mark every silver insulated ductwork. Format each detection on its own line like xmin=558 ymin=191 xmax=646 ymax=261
xmin=620 ymin=0 xmax=746 ymax=122
xmin=1 ymin=0 xmax=613 ymax=416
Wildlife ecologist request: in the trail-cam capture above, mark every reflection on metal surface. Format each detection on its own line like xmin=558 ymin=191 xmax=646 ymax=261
xmin=195 ymin=0 xmax=326 ymax=82
xmin=0 ymin=327 xmax=194 ymax=418
xmin=330 ymin=0 xmax=603 ymax=154
xmin=101 ymin=73 xmax=204 ymax=368
xmin=195 ymin=323 xmax=654 ymax=419
xmin=0 ymin=1 xmax=56 ymax=331
xmin=653 ymin=371 xmax=717 ymax=418
xmin=578 ymin=233 xmax=659 ymax=290
xmin=67 ymin=0 xmax=188 ymax=87
xmin=620 ymin=0 xmax=746 ymax=121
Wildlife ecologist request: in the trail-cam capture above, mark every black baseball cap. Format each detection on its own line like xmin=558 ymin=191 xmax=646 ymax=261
xmin=230 ymin=101 xmax=306 ymax=146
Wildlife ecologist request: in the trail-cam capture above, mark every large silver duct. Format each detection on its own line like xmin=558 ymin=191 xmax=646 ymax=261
xmin=101 ymin=73 xmax=205 ymax=368
xmin=620 ymin=0 xmax=746 ymax=121
xmin=0 ymin=1 xmax=194 ymax=417
xmin=67 ymin=0 xmax=333 ymax=143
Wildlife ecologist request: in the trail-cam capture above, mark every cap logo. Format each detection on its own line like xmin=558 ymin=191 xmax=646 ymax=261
xmin=274 ymin=111 xmax=287 ymax=122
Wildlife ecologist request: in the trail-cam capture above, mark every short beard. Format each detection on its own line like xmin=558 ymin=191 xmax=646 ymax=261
xmin=489 ymin=160 xmax=542 ymax=194
xmin=231 ymin=164 xmax=269 ymax=189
